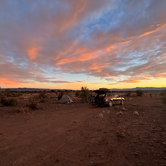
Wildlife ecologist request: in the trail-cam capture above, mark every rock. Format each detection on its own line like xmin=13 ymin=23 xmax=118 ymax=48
xmin=116 ymin=111 xmax=123 ymax=115
xmin=122 ymin=107 xmax=127 ymax=111
xmin=97 ymin=113 xmax=104 ymax=118
xmin=133 ymin=111 xmax=139 ymax=115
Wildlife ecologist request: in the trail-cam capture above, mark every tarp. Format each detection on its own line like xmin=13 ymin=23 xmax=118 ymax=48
xmin=59 ymin=95 xmax=73 ymax=103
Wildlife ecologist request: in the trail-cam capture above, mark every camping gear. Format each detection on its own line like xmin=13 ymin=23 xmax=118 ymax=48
xmin=59 ymin=95 xmax=73 ymax=104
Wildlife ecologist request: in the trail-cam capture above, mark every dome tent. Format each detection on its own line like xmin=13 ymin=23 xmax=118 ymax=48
xmin=58 ymin=95 xmax=73 ymax=103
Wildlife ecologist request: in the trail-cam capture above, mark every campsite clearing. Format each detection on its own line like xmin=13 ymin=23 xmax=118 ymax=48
xmin=0 ymin=93 xmax=166 ymax=166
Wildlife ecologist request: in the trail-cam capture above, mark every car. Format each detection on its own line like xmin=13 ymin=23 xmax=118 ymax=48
xmin=89 ymin=89 xmax=125 ymax=107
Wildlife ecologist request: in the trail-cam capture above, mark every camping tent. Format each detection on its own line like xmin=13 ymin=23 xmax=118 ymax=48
xmin=59 ymin=95 xmax=73 ymax=103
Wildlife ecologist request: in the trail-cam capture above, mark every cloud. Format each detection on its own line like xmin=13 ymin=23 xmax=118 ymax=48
xmin=0 ymin=0 xmax=166 ymax=87
xmin=0 ymin=78 xmax=22 ymax=86
xmin=51 ymin=81 xmax=71 ymax=83
xmin=56 ymin=74 xmax=64 ymax=77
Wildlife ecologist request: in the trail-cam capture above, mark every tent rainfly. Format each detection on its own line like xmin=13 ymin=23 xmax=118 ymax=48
xmin=59 ymin=95 xmax=73 ymax=103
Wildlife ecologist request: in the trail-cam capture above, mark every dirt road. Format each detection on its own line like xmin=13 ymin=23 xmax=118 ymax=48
xmin=0 ymin=96 xmax=166 ymax=166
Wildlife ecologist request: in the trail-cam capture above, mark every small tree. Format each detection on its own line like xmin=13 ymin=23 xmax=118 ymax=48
xmin=136 ymin=90 xmax=144 ymax=96
xmin=80 ymin=87 xmax=89 ymax=103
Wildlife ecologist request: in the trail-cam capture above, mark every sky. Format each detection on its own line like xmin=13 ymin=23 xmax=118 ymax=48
xmin=0 ymin=0 xmax=166 ymax=90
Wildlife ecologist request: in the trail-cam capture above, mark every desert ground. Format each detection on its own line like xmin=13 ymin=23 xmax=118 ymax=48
xmin=0 ymin=91 xmax=166 ymax=166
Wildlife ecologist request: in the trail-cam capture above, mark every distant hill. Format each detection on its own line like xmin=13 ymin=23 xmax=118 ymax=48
xmin=0 ymin=87 xmax=166 ymax=92
xmin=0 ymin=88 xmax=72 ymax=91
xmin=111 ymin=87 xmax=166 ymax=91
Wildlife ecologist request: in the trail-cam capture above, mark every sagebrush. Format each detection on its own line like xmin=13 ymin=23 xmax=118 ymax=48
xmin=80 ymin=87 xmax=89 ymax=103
xmin=136 ymin=90 xmax=144 ymax=96
xmin=27 ymin=97 xmax=38 ymax=110
xmin=38 ymin=91 xmax=47 ymax=103
xmin=125 ymin=91 xmax=131 ymax=97
xmin=0 ymin=96 xmax=18 ymax=106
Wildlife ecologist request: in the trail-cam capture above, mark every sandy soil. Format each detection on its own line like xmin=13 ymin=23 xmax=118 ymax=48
xmin=0 ymin=94 xmax=166 ymax=166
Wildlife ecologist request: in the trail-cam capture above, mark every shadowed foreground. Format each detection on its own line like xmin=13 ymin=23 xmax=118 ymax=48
xmin=0 ymin=96 xmax=166 ymax=166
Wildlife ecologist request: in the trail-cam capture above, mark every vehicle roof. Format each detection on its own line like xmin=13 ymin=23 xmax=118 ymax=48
xmin=93 ymin=89 xmax=111 ymax=94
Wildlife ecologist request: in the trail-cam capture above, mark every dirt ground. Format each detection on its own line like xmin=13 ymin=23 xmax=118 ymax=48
xmin=0 ymin=93 xmax=166 ymax=166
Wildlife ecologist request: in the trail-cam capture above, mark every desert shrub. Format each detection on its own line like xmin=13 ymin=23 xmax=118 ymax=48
xmin=125 ymin=91 xmax=131 ymax=97
xmin=80 ymin=87 xmax=89 ymax=103
xmin=4 ymin=89 xmax=12 ymax=97
xmin=12 ymin=92 xmax=22 ymax=97
xmin=75 ymin=91 xmax=80 ymax=97
xmin=2 ymin=89 xmax=22 ymax=98
xmin=161 ymin=90 xmax=166 ymax=105
xmin=136 ymin=90 xmax=144 ymax=96
xmin=58 ymin=91 xmax=64 ymax=100
xmin=40 ymin=98 xmax=46 ymax=103
xmin=27 ymin=97 xmax=38 ymax=110
xmin=36 ymin=91 xmax=47 ymax=103
xmin=38 ymin=91 xmax=47 ymax=99
xmin=17 ymin=106 xmax=29 ymax=113
xmin=51 ymin=90 xmax=57 ymax=94
xmin=0 ymin=96 xmax=18 ymax=106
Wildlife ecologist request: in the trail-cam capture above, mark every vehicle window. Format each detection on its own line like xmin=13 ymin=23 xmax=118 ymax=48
xmin=107 ymin=94 xmax=114 ymax=97
xmin=99 ymin=94 xmax=105 ymax=97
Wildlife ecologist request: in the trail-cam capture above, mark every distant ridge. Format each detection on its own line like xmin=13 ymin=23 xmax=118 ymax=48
xmin=0 ymin=88 xmax=72 ymax=91
xmin=111 ymin=87 xmax=166 ymax=91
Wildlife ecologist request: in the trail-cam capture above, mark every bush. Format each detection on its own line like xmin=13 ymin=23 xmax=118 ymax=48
xmin=17 ymin=106 xmax=29 ymax=113
xmin=125 ymin=91 xmax=131 ymax=97
xmin=75 ymin=91 xmax=80 ymax=97
xmin=12 ymin=92 xmax=22 ymax=97
xmin=2 ymin=89 xmax=22 ymax=98
xmin=51 ymin=90 xmax=57 ymax=94
xmin=0 ymin=97 xmax=18 ymax=106
xmin=38 ymin=91 xmax=47 ymax=99
xmin=161 ymin=90 xmax=166 ymax=105
xmin=136 ymin=90 xmax=144 ymax=96
xmin=27 ymin=97 xmax=38 ymax=110
xmin=58 ymin=91 xmax=64 ymax=100
xmin=80 ymin=87 xmax=89 ymax=103
xmin=4 ymin=89 xmax=12 ymax=97
xmin=40 ymin=98 xmax=46 ymax=103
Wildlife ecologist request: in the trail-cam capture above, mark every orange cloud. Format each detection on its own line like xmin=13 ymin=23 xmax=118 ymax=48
xmin=140 ymin=65 xmax=151 ymax=70
xmin=156 ymin=72 xmax=166 ymax=77
xmin=89 ymin=62 xmax=110 ymax=72
xmin=56 ymin=52 xmax=97 ymax=65
xmin=56 ymin=74 xmax=64 ymax=77
xmin=27 ymin=47 xmax=41 ymax=60
xmin=139 ymin=24 xmax=166 ymax=37
xmin=0 ymin=78 xmax=22 ymax=86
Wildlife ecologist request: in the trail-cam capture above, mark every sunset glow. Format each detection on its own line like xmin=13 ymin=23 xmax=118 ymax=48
xmin=0 ymin=0 xmax=166 ymax=89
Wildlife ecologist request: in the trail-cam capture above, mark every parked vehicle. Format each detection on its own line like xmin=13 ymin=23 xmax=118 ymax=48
xmin=89 ymin=89 xmax=125 ymax=107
